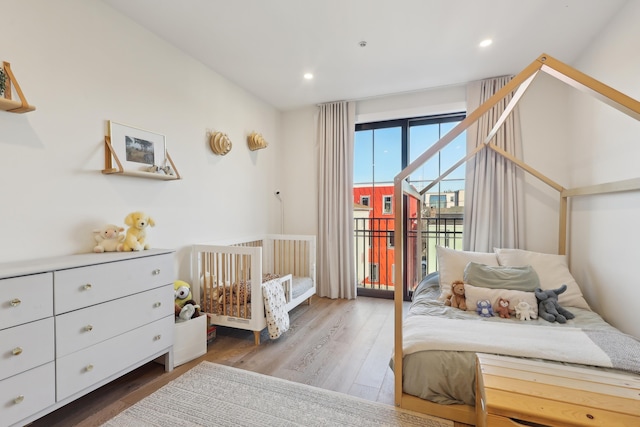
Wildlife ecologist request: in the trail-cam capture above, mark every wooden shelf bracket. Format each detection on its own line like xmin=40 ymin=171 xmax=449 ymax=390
xmin=0 ymin=62 xmax=35 ymax=113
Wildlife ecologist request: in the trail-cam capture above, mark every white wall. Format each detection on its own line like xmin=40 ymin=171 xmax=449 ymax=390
xmin=564 ymin=0 xmax=640 ymax=337
xmin=0 ymin=0 xmax=282 ymax=281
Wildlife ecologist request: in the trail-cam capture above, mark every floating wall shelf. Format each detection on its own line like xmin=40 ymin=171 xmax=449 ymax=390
xmin=102 ymin=136 xmax=181 ymax=180
xmin=0 ymin=62 xmax=35 ymax=113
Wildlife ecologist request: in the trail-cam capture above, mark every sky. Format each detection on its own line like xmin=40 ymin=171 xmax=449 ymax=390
xmin=354 ymin=120 xmax=466 ymax=192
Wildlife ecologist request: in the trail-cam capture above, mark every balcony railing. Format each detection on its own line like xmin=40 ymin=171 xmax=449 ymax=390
xmin=354 ymin=215 xmax=464 ymax=292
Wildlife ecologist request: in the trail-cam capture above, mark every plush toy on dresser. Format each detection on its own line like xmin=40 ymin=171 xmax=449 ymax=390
xmin=92 ymin=224 xmax=125 ymax=253
xmin=120 ymin=211 xmax=155 ymax=251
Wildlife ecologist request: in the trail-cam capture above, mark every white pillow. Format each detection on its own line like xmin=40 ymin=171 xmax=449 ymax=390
xmin=464 ymin=283 xmax=538 ymax=316
xmin=436 ymin=246 xmax=499 ymax=299
xmin=494 ymin=248 xmax=591 ymax=310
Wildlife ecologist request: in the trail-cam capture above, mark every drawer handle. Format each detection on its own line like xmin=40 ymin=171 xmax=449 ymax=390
xmin=10 ymin=298 xmax=21 ymax=307
xmin=153 ymin=334 xmax=162 ymax=341
xmin=153 ymin=301 xmax=162 ymax=308
xmin=83 ymin=283 xmax=92 ymax=291
xmin=152 ymin=269 xmax=161 ymax=275
xmin=85 ymin=325 xmax=94 ymax=332
xmin=14 ymin=395 xmax=25 ymax=404
xmin=86 ymin=364 xmax=94 ymax=372
xmin=12 ymin=347 xmax=23 ymax=356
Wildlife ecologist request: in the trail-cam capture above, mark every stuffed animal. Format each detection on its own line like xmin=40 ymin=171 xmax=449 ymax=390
xmin=92 ymin=224 xmax=125 ymax=253
xmin=174 ymin=280 xmax=193 ymax=316
xmin=495 ymin=298 xmax=511 ymax=318
xmin=476 ymin=299 xmax=494 ymax=317
xmin=535 ymin=285 xmax=575 ymax=323
xmin=178 ymin=299 xmax=201 ymax=320
xmin=444 ymin=280 xmax=467 ymax=310
xmin=120 ymin=211 xmax=155 ymax=251
xmin=514 ymin=300 xmax=537 ymax=321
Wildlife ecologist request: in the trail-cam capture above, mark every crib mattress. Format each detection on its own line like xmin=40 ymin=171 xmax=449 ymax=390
xmin=291 ymin=276 xmax=313 ymax=300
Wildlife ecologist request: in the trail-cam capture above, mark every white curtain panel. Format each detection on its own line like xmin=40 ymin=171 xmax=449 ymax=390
xmin=463 ymin=76 xmax=526 ymax=252
xmin=316 ymin=101 xmax=357 ymax=299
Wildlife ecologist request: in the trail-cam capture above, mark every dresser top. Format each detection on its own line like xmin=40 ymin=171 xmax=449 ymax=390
xmin=0 ymin=249 xmax=175 ymax=279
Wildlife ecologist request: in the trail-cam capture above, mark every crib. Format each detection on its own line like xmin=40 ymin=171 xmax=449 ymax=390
xmin=191 ymin=234 xmax=316 ymax=345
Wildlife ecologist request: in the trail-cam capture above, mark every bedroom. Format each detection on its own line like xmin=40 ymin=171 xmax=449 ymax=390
xmin=1 ymin=0 xmax=639 ymax=426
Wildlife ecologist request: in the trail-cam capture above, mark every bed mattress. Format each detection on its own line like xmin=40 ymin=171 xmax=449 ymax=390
xmin=395 ymin=272 xmax=638 ymax=406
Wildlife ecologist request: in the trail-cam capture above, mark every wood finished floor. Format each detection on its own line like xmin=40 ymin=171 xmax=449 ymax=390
xmin=29 ymin=295 xmax=469 ymax=427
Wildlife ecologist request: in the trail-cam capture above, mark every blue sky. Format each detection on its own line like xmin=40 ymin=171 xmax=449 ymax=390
xmin=354 ymin=121 xmax=466 ymax=192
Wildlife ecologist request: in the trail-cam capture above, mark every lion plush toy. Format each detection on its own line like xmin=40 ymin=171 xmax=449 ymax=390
xmin=120 ymin=211 xmax=155 ymax=251
xmin=93 ymin=224 xmax=124 ymax=253
xmin=444 ymin=280 xmax=467 ymax=310
xmin=535 ymin=285 xmax=575 ymax=323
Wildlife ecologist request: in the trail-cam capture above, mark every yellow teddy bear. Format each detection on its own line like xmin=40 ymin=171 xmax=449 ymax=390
xmin=120 ymin=211 xmax=155 ymax=251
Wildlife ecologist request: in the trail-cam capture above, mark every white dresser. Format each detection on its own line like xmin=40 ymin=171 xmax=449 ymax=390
xmin=0 ymin=249 xmax=175 ymax=427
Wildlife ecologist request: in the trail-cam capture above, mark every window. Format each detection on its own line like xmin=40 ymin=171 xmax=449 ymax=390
xmin=354 ymin=113 xmax=466 ymax=297
xmin=369 ymin=263 xmax=379 ymax=282
xmin=429 ymin=194 xmax=446 ymax=208
xmin=382 ymin=195 xmax=392 ymax=214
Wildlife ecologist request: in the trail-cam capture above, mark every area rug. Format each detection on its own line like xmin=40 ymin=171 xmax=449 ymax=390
xmin=102 ymin=362 xmax=453 ymax=427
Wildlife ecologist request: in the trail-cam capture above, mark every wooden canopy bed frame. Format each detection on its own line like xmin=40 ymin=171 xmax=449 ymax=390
xmin=392 ymin=53 xmax=640 ymax=425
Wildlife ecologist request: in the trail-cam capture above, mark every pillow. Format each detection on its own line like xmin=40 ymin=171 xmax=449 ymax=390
xmin=463 ymin=262 xmax=540 ymax=291
xmin=436 ymin=246 xmax=499 ymax=299
xmin=494 ymin=248 xmax=591 ymax=310
xmin=464 ymin=283 xmax=538 ymax=316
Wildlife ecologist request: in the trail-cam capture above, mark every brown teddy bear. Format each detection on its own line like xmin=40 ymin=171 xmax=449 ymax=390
xmin=495 ymin=297 xmax=511 ymax=318
xmin=444 ymin=280 xmax=467 ymax=310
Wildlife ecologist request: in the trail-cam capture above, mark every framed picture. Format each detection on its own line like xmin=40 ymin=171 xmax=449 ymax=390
xmin=108 ymin=121 xmax=167 ymax=173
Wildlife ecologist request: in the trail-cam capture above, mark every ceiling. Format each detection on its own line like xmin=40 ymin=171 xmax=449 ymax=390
xmin=102 ymin=0 xmax=628 ymax=111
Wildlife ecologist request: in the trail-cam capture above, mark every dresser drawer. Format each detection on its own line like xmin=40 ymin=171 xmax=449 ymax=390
xmin=56 ymin=315 xmax=174 ymax=400
xmin=0 ymin=362 xmax=55 ymax=427
xmin=0 ymin=273 xmax=53 ymax=330
xmin=55 ymin=284 xmax=174 ymax=357
xmin=0 ymin=318 xmax=54 ymax=381
xmin=54 ymin=253 xmax=173 ymax=314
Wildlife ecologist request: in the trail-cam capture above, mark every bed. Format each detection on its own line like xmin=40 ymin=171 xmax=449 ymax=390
xmin=391 ymin=53 xmax=640 ymax=425
xmin=191 ymin=234 xmax=316 ymax=345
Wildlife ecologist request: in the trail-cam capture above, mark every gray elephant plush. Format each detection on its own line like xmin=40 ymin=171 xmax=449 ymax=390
xmin=535 ymin=285 xmax=575 ymax=323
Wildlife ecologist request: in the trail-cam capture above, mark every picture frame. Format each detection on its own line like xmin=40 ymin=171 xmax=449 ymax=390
xmin=108 ymin=121 xmax=167 ymax=173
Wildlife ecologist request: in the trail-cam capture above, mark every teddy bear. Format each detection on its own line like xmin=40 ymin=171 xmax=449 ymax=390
xmin=444 ymin=280 xmax=467 ymax=310
xmin=494 ymin=298 xmax=511 ymax=318
xmin=514 ymin=300 xmax=537 ymax=321
xmin=120 ymin=211 xmax=155 ymax=251
xmin=93 ymin=224 xmax=125 ymax=253
xmin=535 ymin=285 xmax=575 ymax=323
xmin=476 ymin=299 xmax=494 ymax=317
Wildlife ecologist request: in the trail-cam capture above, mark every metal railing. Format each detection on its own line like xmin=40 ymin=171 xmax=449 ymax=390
xmin=354 ymin=216 xmax=464 ymax=292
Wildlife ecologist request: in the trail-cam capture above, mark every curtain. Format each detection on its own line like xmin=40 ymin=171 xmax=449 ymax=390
xmin=316 ymin=101 xmax=357 ymax=299
xmin=463 ymin=76 xmax=525 ymax=252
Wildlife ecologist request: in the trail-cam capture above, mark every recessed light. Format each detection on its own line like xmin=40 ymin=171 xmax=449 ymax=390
xmin=303 ymin=73 xmax=314 ymax=80
xmin=479 ymin=39 xmax=493 ymax=48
